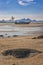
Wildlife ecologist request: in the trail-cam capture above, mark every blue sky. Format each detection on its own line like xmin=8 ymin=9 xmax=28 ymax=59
xmin=0 ymin=0 xmax=43 ymax=20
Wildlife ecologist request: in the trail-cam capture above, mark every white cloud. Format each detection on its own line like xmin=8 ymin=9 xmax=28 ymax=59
xmin=18 ymin=0 xmax=34 ymax=6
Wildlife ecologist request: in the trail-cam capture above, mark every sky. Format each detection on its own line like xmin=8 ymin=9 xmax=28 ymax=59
xmin=0 ymin=0 xmax=43 ymax=20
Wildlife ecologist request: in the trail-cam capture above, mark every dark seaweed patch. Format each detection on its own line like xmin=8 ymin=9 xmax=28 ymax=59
xmin=2 ymin=49 xmax=42 ymax=58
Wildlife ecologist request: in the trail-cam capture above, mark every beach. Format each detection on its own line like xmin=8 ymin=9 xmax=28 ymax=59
xmin=0 ymin=22 xmax=43 ymax=65
xmin=0 ymin=36 xmax=43 ymax=65
xmin=0 ymin=0 xmax=43 ymax=65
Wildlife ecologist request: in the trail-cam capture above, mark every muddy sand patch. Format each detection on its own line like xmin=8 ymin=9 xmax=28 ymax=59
xmin=2 ymin=49 xmax=42 ymax=58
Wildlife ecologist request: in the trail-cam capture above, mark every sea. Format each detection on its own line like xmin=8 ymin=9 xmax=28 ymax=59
xmin=0 ymin=25 xmax=43 ymax=37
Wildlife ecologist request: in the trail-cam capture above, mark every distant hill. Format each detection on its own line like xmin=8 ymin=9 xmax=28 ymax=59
xmin=15 ymin=18 xmax=31 ymax=24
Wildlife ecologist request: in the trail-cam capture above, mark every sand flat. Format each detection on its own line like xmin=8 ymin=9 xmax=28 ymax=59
xmin=0 ymin=36 xmax=43 ymax=65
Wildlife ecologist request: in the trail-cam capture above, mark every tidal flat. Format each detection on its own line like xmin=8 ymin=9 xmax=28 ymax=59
xmin=0 ymin=22 xmax=43 ymax=65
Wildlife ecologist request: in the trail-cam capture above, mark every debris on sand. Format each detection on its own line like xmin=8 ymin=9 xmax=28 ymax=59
xmin=0 ymin=35 xmax=4 ymax=37
xmin=13 ymin=35 xmax=18 ymax=37
xmin=32 ymin=35 xmax=43 ymax=39
xmin=2 ymin=49 xmax=42 ymax=58
xmin=13 ymin=64 xmax=15 ymax=65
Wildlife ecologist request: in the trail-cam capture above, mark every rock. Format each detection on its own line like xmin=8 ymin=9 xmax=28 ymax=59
xmin=37 ymin=35 xmax=43 ymax=39
xmin=32 ymin=37 xmax=36 ymax=39
xmin=32 ymin=35 xmax=43 ymax=39
xmin=7 ymin=36 xmax=10 ymax=38
xmin=13 ymin=64 xmax=15 ymax=65
xmin=0 ymin=35 xmax=4 ymax=37
xmin=13 ymin=35 xmax=18 ymax=37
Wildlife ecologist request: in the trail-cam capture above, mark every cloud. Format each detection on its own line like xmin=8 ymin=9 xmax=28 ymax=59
xmin=18 ymin=0 xmax=34 ymax=6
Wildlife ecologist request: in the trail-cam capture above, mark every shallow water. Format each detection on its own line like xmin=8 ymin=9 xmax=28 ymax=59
xmin=0 ymin=25 xmax=43 ymax=37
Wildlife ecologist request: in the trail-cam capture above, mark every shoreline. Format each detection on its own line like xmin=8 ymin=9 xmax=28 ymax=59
xmin=0 ymin=22 xmax=43 ymax=27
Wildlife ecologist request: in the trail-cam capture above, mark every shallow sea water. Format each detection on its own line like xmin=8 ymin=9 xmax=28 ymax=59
xmin=0 ymin=25 xmax=43 ymax=37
